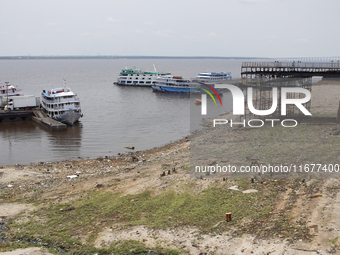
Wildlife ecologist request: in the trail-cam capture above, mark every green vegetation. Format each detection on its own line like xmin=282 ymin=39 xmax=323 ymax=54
xmin=7 ymin=182 xmax=279 ymax=254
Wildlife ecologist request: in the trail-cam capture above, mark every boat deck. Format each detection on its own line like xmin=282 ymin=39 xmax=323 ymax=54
xmin=32 ymin=109 xmax=67 ymax=131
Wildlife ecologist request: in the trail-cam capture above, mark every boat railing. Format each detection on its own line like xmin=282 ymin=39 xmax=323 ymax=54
xmin=54 ymin=97 xmax=80 ymax=103
xmin=242 ymin=61 xmax=340 ymax=70
xmin=45 ymin=105 xmax=81 ymax=111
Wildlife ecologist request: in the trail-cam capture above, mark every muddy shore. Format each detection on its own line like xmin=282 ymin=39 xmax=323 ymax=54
xmin=0 ymin=82 xmax=340 ymax=254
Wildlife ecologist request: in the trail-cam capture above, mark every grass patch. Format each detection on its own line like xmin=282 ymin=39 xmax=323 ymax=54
xmin=8 ymin=183 xmax=278 ymax=253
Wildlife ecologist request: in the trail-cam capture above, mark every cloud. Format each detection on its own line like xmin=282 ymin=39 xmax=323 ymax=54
xmin=107 ymin=17 xmax=116 ymax=23
xmin=241 ymin=0 xmax=266 ymax=3
xmin=93 ymin=32 xmax=103 ymax=37
xmin=183 ymin=35 xmax=196 ymax=41
xmin=80 ymin=32 xmax=103 ymax=37
xmin=295 ymin=38 xmax=310 ymax=44
xmin=80 ymin=32 xmax=91 ymax=36
xmin=135 ymin=29 xmax=143 ymax=34
xmin=208 ymin=32 xmax=217 ymax=38
xmin=269 ymin=34 xmax=278 ymax=40
xmin=47 ymin=22 xmax=57 ymax=26
xmin=145 ymin=21 xmax=154 ymax=25
xmin=152 ymin=30 xmax=172 ymax=37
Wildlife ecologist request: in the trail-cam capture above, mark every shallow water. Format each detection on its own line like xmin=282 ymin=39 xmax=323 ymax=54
xmin=0 ymin=58 xmax=253 ymax=165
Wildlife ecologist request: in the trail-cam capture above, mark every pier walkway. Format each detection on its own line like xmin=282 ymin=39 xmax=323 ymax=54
xmin=241 ymin=61 xmax=340 ymax=78
xmin=0 ymin=109 xmax=33 ymax=122
xmin=32 ymin=109 xmax=67 ymax=131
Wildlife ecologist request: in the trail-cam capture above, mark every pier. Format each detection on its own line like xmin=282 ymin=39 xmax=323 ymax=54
xmin=241 ymin=61 xmax=340 ymax=78
xmin=0 ymin=109 xmax=67 ymax=131
xmin=32 ymin=109 xmax=67 ymax=131
xmin=0 ymin=109 xmax=33 ymax=122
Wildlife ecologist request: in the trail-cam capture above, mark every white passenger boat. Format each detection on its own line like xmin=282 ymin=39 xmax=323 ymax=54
xmin=0 ymin=81 xmax=23 ymax=97
xmin=41 ymin=87 xmax=82 ymax=125
xmin=114 ymin=66 xmax=171 ymax=87
xmin=195 ymin=72 xmax=232 ymax=82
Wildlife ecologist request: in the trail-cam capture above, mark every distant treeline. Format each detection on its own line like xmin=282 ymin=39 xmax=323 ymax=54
xmin=0 ymin=55 xmax=266 ymax=60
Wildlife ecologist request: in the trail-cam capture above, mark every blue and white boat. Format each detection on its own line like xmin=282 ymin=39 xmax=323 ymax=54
xmin=41 ymin=86 xmax=82 ymax=125
xmin=152 ymin=75 xmax=223 ymax=94
xmin=195 ymin=72 xmax=232 ymax=82
xmin=151 ymin=75 xmax=195 ymax=93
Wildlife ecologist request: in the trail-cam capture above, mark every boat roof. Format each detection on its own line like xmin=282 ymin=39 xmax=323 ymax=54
xmin=157 ymin=75 xmax=190 ymax=81
xmin=121 ymin=68 xmax=142 ymax=72
xmin=198 ymin=72 xmax=231 ymax=76
xmin=120 ymin=68 xmax=170 ymax=75
xmin=144 ymin=71 xmax=171 ymax=75
xmin=0 ymin=84 xmax=17 ymax=89
xmin=43 ymin=87 xmax=75 ymax=97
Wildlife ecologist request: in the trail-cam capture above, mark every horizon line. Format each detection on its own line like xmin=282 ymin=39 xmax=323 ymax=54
xmin=0 ymin=55 xmax=269 ymax=60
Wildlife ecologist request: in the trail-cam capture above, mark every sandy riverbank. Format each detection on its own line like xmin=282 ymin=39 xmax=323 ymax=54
xmin=0 ymin=82 xmax=340 ymax=254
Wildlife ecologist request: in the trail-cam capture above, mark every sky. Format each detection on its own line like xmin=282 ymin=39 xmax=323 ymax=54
xmin=0 ymin=0 xmax=339 ymax=58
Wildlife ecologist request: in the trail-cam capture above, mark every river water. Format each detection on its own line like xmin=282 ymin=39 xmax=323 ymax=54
xmin=0 ymin=58 xmax=257 ymax=165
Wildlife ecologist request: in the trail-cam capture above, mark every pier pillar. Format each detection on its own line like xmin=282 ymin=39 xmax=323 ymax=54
xmin=337 ymin=101 xmax=340 ymax=123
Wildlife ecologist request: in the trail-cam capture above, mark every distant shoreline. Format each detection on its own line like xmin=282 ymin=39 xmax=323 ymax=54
xmin=0 ymin=55 xmax=267 ymax=60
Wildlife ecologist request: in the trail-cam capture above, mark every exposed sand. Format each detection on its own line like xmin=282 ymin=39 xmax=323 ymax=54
xmin=311 ymin=83 xmax=340 ymax=115
xmin=0 ymin=248 xmax=54 ymax=255
xmin=0 ymin=203 xmax=35 ymax=218
xmin=0 ymin=82 xmax=340 ymax=254
xmin=0 ymin=167 xmax=40 ymax=185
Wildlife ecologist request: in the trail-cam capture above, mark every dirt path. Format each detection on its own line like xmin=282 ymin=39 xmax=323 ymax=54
xmin=0 ymin=247 xmax=54 ymax=255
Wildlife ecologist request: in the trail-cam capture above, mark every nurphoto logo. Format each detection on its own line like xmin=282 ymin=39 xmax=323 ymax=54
xmin=200 ymin=84 xmax=312 ymax=128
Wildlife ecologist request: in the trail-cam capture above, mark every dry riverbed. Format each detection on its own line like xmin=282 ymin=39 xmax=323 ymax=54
xmin=0 ymin=82 xmax=340 ymax=254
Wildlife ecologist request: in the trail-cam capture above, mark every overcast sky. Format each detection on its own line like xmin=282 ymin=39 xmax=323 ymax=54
xmin=0 ymin=0 xmax=339 ymax=58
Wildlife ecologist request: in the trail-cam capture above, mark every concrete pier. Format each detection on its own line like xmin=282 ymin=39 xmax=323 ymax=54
xmin=32 ymin=109 xmax=67 ymax=131
xmin=0 ymin=110 xmax=33 ymax=122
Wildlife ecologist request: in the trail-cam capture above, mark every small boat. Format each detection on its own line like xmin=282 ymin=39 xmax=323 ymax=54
xmin=195 ymin=72 xmax=232 ymax=82
xmin=41 ymin=86 xmax=82 ymax=125
xmin=114 ymin=66 xmax=171 ymax=87
xmin=0 ymin=81 xmax=23 ymax=97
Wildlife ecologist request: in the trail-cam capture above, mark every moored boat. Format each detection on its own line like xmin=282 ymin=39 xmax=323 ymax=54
xmin=151 ymin=75 xmax=194 ymax=93
xmin=41 ymin=86 xmax=82 ymax=125
xmin=195 ymin=72 xmax=232 ymax=82
xmin=114 ymin=66 xmax=171 ymax=87
xmin=152 ymin=75 xmax=223 ymax=95
xmin=0 ymin=81 xmax=23 ymax=97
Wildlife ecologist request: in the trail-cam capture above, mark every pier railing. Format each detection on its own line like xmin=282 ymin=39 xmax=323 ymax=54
xmin=241 ymin=61 xmax=340 ymax=78
xmin=242 ymin=61 xmax=340 ymax=70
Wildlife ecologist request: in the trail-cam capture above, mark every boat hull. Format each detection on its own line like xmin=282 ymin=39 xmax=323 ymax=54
xmin=56 ymin=110 xmax=81 ymax=126
xmin=152 ymin=85 xmax=223 ymax=95
xmin=114 ymin=82 xmax=153 ymax=87
xmin=152 ymin=85 xmax=196 ymax=93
